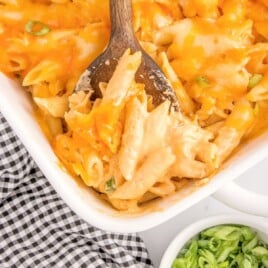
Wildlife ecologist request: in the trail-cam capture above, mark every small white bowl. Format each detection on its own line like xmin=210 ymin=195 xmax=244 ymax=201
xmin=160 ymin=215 xmax=268 ymax=268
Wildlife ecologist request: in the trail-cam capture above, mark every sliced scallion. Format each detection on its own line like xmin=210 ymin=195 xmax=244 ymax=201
xmin=24 ymin=20 xmax=51 ymax=36
xmin=105 ymin=176 xmax=117 ymax=193
xmin=195 ymin=76 xmax=210 ymax=87
xmin=248 ymin=74 xmax=263 ymax=89
xmin=172 ymin=225 xmax=268 ymax=268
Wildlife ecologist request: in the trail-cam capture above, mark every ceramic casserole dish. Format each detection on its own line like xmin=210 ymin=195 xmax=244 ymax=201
xmin=1 ymin=73 xmax=268 ymax=232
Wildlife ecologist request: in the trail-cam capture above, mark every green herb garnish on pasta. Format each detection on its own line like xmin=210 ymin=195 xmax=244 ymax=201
xmin=24 ymin=20 xmax=51 ymax=36
xmin=195 ymin=76 xmax=210 ymax=87
xmin=105 ymin=176 xmax=117 ymax=193
xmin=172 ymin=225 xmax=268 ymax=268
xmin=248 ymin=74 xmax=263 ymax=89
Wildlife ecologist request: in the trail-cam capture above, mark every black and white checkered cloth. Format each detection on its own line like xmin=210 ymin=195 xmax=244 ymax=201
xmin=0 ymin=112 xmax=153 ymax=268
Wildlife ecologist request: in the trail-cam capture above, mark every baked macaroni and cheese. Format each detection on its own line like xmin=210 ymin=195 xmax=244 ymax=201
xmin=1 ymin=0 xmax=268 ymax=212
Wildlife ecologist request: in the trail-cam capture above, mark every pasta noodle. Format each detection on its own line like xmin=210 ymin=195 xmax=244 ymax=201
xmin=118 ymin=97 xmax=146 ymax=181
xmin=111 ymin=146 xmax=176 ymax=200
xmin=1 ymin=0 xmax=268 ymax=212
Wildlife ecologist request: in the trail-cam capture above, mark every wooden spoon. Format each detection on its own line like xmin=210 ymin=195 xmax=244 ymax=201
xmin=75 ymin=0 xmax=179 ymax=110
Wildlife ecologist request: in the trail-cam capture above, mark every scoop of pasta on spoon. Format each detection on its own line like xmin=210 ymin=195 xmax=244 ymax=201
xmin=75 ymin=0 xmax=179 ymax=110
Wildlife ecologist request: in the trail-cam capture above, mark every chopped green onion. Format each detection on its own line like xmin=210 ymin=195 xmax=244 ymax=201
xmin=199 ymin=248 xmax=217 ymax=267
xmin=24 ymin=20 xmax=51 ymax=36
xmin=218 ymin=261 xmax=229 ymax=268
xmin=243 ymin=235 xmax=258 ymax=253
xmin=216 ymin=241 xmax=238 ymax=263
xmin=243 ymin=257 xmax=252 ymax=268
xmin=262 ymin=255 xmax=268 ymax=267
xmin=184 ymin=240 xmax=198 ymax=267
xmin=197 ymin=240 xmax=209 ymax=248
xmin=252 ymin=246 xmax=268 ymax=257
xmin=248 ymin=73 xmax=263 ymax=89
xmin=105 ymin=176 xmax=116 ymax=193
xmin=172 ymin=258 xmax=186 ymax=268
xmin=195 ymin=76 xmax=210 ymax=87
xmin=201 ymin=225 xmax=241 ymax=240
xmin=172 ymin=225 xmax=268 ymax=268
xmin=208 ymin=237 xmax=221 ymax=252
xmin=241 ymin=226 xmax=256 ymax=241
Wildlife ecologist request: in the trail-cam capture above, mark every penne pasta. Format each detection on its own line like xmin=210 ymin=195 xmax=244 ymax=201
xmin=171 ymin=158 xmax=207 ymax=179
xmin=34 ymin=96 xmax=68 ymax=118
xmin=23 ymin=60 xmax=62 ymax=87
xmin=140 ymin=100 xmax=170 ymax=159
xmin=149 ymin=178 xmax=176 ymax=197
xmin=2 ymin=0 xmax=268 ymax=212
xmin=83 ymin=152 xmax=104 ymax=188
xmin=159 ymin=52 xmax=195 ymax=114
xmin=118 ymin=97 xmax=147 ymax=181
xmin=214 ymin=127 xmax=241 ymax=166
xmin=247 ymin=73 xmax=268 ymax=102
xmin=103 ymin=49 xmax=142 ymax=106
xmin=111 ymin=147 xmax=175 ymax=200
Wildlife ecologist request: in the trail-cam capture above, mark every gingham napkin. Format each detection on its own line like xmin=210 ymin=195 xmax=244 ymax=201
xmin=0 ymin=112 xmax=153 ymax=268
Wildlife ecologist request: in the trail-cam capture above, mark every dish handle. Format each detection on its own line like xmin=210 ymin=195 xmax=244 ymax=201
xmin=213 ymin=181 xmax=268 ymax=217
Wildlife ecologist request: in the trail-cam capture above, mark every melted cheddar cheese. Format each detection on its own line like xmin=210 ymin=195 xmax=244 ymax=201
xmin=1 ymin=0 xmax=268 ymax=212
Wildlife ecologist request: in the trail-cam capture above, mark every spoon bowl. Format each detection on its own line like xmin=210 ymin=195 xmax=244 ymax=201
xmin=75 ymin=0 xmax=179 ymax=109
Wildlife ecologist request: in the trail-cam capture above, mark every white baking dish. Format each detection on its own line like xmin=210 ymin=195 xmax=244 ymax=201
xmin=0 ymin=73 xmax=268 ymax=233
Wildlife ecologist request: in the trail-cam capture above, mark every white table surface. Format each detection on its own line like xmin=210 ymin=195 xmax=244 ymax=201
xmin=140 ymin=156 xmax=268 ymax=268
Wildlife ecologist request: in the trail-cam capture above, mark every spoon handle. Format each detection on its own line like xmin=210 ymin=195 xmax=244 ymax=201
xmin=109 ymin=0 xmax=139 ymax=49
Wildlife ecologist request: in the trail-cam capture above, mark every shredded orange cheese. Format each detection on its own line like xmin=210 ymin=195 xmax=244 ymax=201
xmin=1 ymin=0 xmax=268 ymax=212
